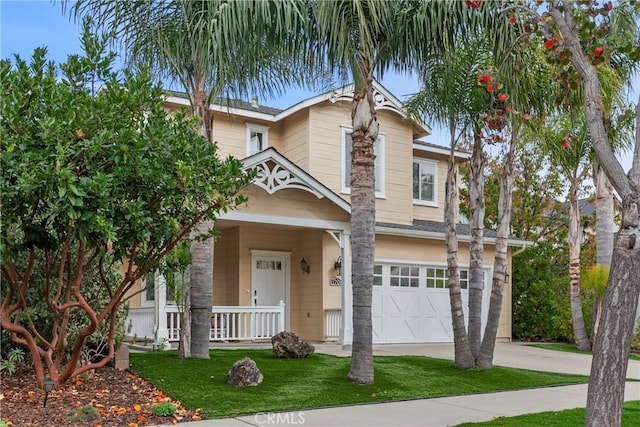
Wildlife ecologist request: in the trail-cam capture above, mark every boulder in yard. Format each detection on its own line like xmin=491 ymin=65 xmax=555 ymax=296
xmin=227 ymin=357 xmax=263 ymax=387
xmin=271 ymin=331 xmax=315 ymax=359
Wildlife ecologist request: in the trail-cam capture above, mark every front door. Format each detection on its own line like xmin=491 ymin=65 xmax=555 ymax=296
xmin=251 ymin=250 xmax=289 ymax=335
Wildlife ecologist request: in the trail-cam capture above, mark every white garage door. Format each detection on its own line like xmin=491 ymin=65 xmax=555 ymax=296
xmin=372 ymin=264 xmax=486 ymax=344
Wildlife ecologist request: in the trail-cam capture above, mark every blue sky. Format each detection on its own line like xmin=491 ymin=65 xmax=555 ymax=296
xmin=0 ymin=1 xmax=421 ymax=109
xmin=0 ymin=0 xmax=635 ymax=172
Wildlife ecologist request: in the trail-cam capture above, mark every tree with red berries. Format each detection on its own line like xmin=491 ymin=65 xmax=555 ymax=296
xmin=408 ymin=1 xmax=554 ymax=369
xmin=547 ymin=2 xmax=640 ymax=425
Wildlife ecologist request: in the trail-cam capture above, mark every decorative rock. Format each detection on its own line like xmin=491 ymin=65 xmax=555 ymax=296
xmin=271 ymin=331 xmax=315 ymax=359
xmin=227 ymin=357 xmax=263 ymax=387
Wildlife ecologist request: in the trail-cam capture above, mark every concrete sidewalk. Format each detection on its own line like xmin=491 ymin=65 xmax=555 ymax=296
xmin=161 ymin=343 xmax=640 ymax=427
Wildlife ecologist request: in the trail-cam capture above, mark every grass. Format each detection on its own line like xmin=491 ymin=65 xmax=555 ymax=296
xmin=129 ymin=350 xmax=588 ymax=418
xmin=456 ymin=400 xmax=640 ymax=426
xmin=529 ymin=343 xmax=640 ymax=361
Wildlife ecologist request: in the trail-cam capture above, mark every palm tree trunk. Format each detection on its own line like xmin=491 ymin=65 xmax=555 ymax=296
xmin=468 ymin=129 xmax=485 ymax=359
xmin=445 ymin=139 xmax=474 ymax=369
xmin=189 ymin=81 xmax=214 ymax=359
xmin=190 ymin=220 xmax=213 ymax=358
xmin=478 ymin=126 xmax=518 ymax=369
xmin=568 ymin=183 xmax=590 ymax=350
xmin=348 ymin=76 xmax=378 ymax=385
xmin=586 ymin=195 xmax=640 ymax=426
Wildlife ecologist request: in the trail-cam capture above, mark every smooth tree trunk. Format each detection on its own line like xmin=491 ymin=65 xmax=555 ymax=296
xmin=585 ymin=199 xmax=640 ymax=426
xmin=468 ymin=129 xmax=485 ymax=359
xmin=568 ymin=182 xmax=591 ymax=350
xmin=445 ymin=135 xmax=474 ymax=369
xmin=550 ymin=5 xmax=640 ymax=426
xmin=190 ymin=220 xmax=213 ymax=358
xmin=592 ymin=163 xmax=614 ymax=348
xmin=478 ymin=125 xmax=518 ymax=369
xmin=595 ymin=164 xmax=615 ymax=266
xmin=348 ymin=76 xmax=378 ymax=385
xmin=179 ymin=286 xmax=191 ymax=359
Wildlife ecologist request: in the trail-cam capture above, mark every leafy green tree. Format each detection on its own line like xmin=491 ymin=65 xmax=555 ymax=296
xmin=0 ymin=32 xmax=253 ymax=387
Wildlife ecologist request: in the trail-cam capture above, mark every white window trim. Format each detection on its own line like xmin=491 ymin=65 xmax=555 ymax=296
xmin=246 ymin=123 xmax=269 ymax=156
xmin=341 ymin=126 xmax=386 ymax=198
xmin=412 ymin=158 xmax=439 ymax=207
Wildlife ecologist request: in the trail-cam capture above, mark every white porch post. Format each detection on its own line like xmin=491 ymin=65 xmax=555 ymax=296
xmin=278 ymin=300 xmax=286 ymax=332
xmin=154 ymin=274 xmax=170 ymax=349
xmin=340 ymin=232 xmax=353 ymax=347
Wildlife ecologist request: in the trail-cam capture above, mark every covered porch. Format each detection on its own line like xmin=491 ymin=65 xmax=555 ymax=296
xmin=126 ymin=148 xmax=351 ymax=346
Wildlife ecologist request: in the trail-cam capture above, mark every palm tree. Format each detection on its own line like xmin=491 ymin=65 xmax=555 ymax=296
xmin=70 ymin=0 xmax=312 ymax=358
xmin=405 ymin=39 xmax=492 ymax=369
xmin=308 ymin=0 xmax=425 ymax=384
xmin=537 ymin=116 xmax=592 ymax=351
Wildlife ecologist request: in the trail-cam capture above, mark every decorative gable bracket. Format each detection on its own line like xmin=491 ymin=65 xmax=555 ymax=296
xmin=329 ymin=85 xmax=406 ymax=118
xmin=253 ymin=160 xmax=324 ymax=199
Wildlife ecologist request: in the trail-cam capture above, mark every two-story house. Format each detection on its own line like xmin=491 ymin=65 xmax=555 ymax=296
xmin=126 ymin=81 xmax=529 ymax=346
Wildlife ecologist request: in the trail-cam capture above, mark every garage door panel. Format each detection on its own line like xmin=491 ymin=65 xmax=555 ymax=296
xmin=388 ymin=316 xmax=420 ymax=341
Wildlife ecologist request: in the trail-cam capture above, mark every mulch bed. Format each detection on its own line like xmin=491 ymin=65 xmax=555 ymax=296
xmin=0 ymin=366 xmax=202 ymax=426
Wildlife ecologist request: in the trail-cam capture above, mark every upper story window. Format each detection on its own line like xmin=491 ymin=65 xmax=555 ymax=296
xmin=413 ymin=158 xmax=437 ymax=206
xmin=342 ymin=127 xmax=385 ymax=197
xmin=246 ymin=123 xmax=269 ymax=156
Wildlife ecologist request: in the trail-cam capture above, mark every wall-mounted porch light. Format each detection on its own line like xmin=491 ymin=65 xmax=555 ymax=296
xmin=300 ymin=258 xmax=310 ymax=274
xmin=334 ymin=256 xmax=343 ymax=276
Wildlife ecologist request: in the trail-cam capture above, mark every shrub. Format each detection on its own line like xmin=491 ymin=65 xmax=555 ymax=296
xmin=0 ymin=348 xmax=26 ymax=376
xmin=151 ymin=402 xmax=177 ymax=417
xmin=512 ymin=242 xmax=575 ymax=342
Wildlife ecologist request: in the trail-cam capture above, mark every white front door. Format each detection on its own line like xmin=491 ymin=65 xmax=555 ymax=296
xmin=251 ymin=250 xmax=289 ymax=334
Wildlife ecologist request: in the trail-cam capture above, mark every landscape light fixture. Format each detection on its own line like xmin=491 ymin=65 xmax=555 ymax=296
xmin=43 ymin=378 xmax=55 ymax=407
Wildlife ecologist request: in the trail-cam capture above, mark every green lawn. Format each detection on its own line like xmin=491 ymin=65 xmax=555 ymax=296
xmin=456 ymin=400 xmax=640 ymax=426
xmin=129 ymin=350 xmax=588 ymax=418
xmin=529 ymin=343 xmax=640 ymax=361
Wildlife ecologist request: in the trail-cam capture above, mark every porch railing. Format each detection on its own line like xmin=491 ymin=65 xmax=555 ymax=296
xmin=324 ymin=308 xmax=342 ymax=339
xmin=127 ymin=302 xmax=286 ymax=342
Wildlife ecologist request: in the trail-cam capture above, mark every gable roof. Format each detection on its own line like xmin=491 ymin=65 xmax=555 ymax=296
xmin=242 ymin=147 xmax=351 ymax=213
xmin=164 ymin=80 xmax=431 ymax=138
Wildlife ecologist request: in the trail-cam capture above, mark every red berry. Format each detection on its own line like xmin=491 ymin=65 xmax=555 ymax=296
xmin=498 ymin=93 xmax=508 ymax=103
xmin=594 ymin=46 xmax=604 ymax=56
xmin=465 ymin=0 xmax=482 ymax=9
xmin=509 ymin=16 xmax=517 ymax=25
xmin=505 ymin=106 xmax=512 ymax=113
xmin=562 ymin=140 xmax=569 ymax=149
xmin=545 ymin=39 xmax=554 ymax=50
xmin=605 ymin=2 xmax=612 ymax=12
xmin=523 ymin=113 xmax=531 ymax=120
xmin=483 ymin=74 xmax=491 ymax=84
xmin=486 ymin=84 xmax=493 ymax=93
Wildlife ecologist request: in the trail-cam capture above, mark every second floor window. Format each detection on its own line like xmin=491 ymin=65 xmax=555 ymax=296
xmin=246 ymin=123 xmax=268 ymax=156
xmin=342 ymin=127 xmax=385 ymax=196
xmin=413 ymin=159 xmax=437 ymax=205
